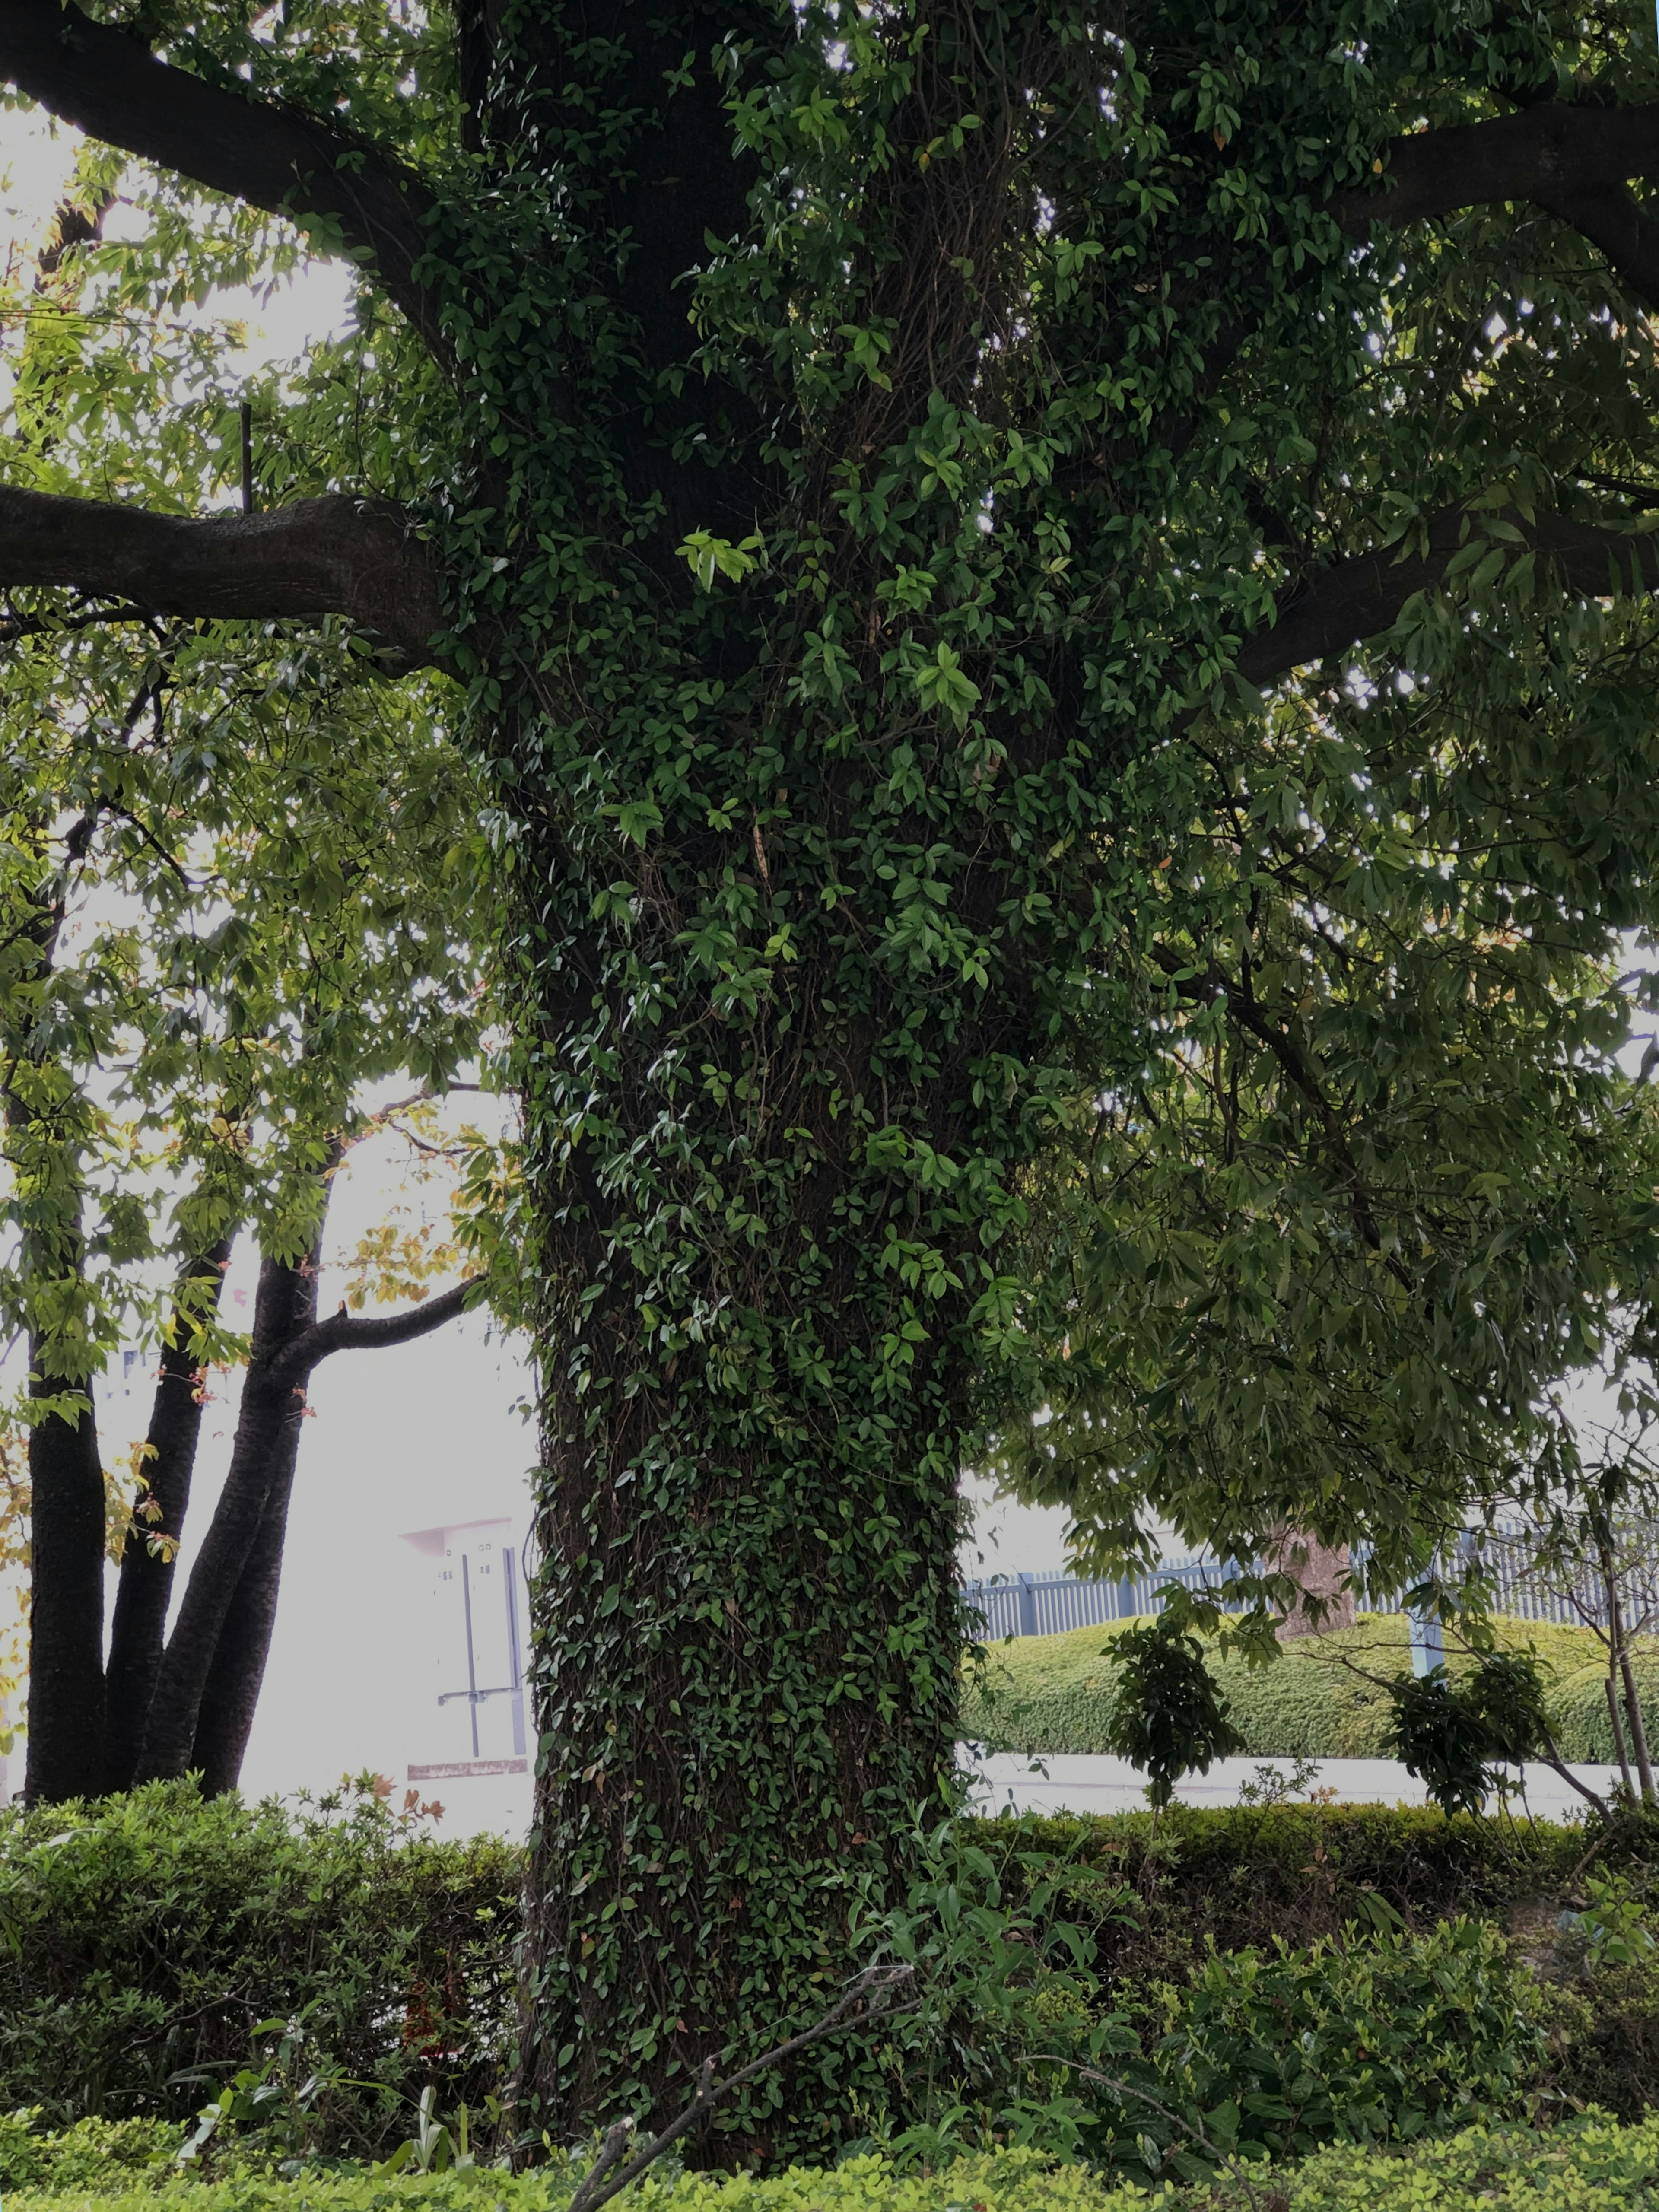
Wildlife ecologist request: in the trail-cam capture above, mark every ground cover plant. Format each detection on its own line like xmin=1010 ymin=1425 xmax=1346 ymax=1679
xmin=962 ymin=1615 xmax=1659 ymax=1763
xmin=5 ymin=2123 xmax=1659 ymax=2212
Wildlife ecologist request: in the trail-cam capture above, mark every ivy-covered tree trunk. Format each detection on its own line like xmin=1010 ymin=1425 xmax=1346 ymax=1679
xmin=517 ymin=925 xmax=999 ymax=2142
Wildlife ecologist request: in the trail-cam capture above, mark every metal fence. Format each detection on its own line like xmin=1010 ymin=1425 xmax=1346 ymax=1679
xmin=963 ymin=1525 xmax=1659 ymax=1642
xmin=962 ymin=1554 xmax=1246 ymax=1640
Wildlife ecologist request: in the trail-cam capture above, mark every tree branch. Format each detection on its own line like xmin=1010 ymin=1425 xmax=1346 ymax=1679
xmin=0 ymin=486 xmax=448 ymax=672
xmin=1236 ymin=507 xmax=1659 ymax=690
xmin=0 ymin=0 xmax=443 ymax=354
xmin=269 ymin=1279 xmax=471 ymax=1385
xmin=1334 ymin=102 xmax=1659 ymax=308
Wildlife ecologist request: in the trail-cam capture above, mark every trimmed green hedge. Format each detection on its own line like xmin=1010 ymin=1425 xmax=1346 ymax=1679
xmin=962 ymin=1612 xmax=1659 ymax=1762
xmin=0 ymin=1781 xmax=519 ymax=2149
xmin=7 ymin=2124 xmax=1659 ymax=2212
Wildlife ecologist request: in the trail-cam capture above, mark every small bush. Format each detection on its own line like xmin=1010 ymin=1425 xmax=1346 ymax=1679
xmin=1127 ymin=1917 xmax=1541 ymax=2167
xmin=973 ymin=1802 xmax=1655 ymax=1993
xmin=0 ymin=1779 xmax=519 ymax=2152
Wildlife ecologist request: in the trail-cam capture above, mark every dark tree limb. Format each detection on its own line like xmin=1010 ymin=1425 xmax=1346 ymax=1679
xmin=1335 ymin=102 xmax=1659 ymax=307
xmin=188 ymin=1382 xmax=307 ymax=1796
xmin=0 ymin=486 xmax=449 ymax=672
xmin=21 ymin=1363 xmax=105 ymax=1804
xmin=1236 ymin=507 xmax=1659 ymax=689
xmin=132 ymin=1244 xmax=324 ymax=1785
xmin=0 ymin=0 xmax=444 ymax=354
xmin=266 ymin=1278 xmax=471 ymax=1387
xmin=105 ymin=1236 xmax=235 ymax=1793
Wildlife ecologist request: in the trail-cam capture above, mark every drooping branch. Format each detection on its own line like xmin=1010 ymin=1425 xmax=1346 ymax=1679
xmin=0 ymin=0 xmax=444 ymax=353
xmin=1335 ymin=102 xmax=1659 ymax=308
xmin=267 ymin=1278 xmax=472 ymax=1386
xmin=0 ymin=486 xmax=449 ymax=672
xmin=1236 ymin=507 xmax=1659 ymax=690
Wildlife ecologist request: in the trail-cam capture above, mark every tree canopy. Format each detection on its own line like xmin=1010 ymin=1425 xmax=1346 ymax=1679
xmin=5 ymin=0 xmax=1659 ymax=2159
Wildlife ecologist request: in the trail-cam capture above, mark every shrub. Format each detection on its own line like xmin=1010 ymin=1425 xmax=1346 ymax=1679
xmin=0 ymin=2114 xmax=184 ymax=2193
xmin=856 ymin=1821 xmax=1546 ymax=2183
xmin=1125 ymin=1918 xmax=1541 ymax=2168
xmin=973 ymin=1803 xmax=1653 ymax=1994
xmin=1099 ymin=1618 xmax=1243 ymax=1810
xmin=6 ymin=2123 xmax=1659 ymax=2212
xmin=0 ymin=1779 xmax=519 ymax=2152
xmin=961 ymin=1613 xmax=1659 ymax=1766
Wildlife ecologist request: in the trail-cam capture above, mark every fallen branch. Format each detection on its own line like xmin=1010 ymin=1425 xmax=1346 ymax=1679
xmin=567 ymin=1965 xmax=915 ymax=2212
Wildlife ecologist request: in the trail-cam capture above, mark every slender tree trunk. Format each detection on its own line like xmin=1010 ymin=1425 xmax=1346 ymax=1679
xmin=132 ymin=1246 xmax=321 ymax=1783
xmin=1605 ymin=1671 xmax=1635 ymax=1794
xmin=1598 ymin=1525 xmax=1654 ymax=1802
xmin=1621 ymin=1649 xmax=1656 ymax=1804
xmin=187 ymin=1410 xmax=304 ymax=1795
xmin=104 ymin=1239 xmax=233 ymax=1790
xmin=21 ymin=1361 xmax=106 ymax=1803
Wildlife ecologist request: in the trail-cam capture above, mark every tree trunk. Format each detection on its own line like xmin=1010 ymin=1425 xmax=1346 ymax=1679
xmin=512 ymin=802 xmax=993 ymax=2155
xmin=104 ymin=1239 xmax=233 ymax=1790
xmin=187 ymin=1410 xmax=304 ymax=1796
xmin=132 ymin=1246 xmax=320 ymax=1783
xmin=1621 ymin=1649 xmax=1656 ymax=1805
xmin=1268 ymin=1532 xmax=1356 ymax=1641
xmin=1605 ymin=1672 xmax=1635 ymax=1794
xmin=21 ymin=1362 xmax=106 ymax=1803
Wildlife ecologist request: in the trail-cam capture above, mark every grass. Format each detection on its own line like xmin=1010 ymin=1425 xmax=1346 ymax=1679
xmin=960 ymin=1610 xmax=1659 ymax=1762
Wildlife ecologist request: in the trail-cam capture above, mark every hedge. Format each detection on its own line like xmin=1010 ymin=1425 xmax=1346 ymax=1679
xmin=961 ymin=1612 xmax=1659 ymax=1763
xmin=6 ymin=1781 xmax=1657 ymax=2160
xmin=0 ymin=1780 xmax=519 ymax=2149
xmin=7 ymin=2124 xmax=1659 ymax=2212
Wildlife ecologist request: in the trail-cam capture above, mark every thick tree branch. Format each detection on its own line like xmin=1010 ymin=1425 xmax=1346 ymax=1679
xmin=1236 ymin=508 xmax=1659 ymax=689
xmin=0 ymin=486 xmax=448 ymax=671
xmin=1334 ymin=102 xmax=1659 ymax=308
xmin=269 ymin=1279 xmax=471 ymax=1385
xmin=0 ymin=0 xmax=443 ymax=353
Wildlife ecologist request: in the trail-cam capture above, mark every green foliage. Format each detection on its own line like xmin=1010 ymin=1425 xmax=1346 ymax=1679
xmin=1576 ymin=1873 xmax=1657 ymax=1971
xmin=1533 ymin=1942 xmax=1659 ymax=2125
xmin=1121 ymin=1920 xmax=1538 ymax=2173
xmin=850 ymin=1817 xmax=1542 ymax=2183
xmin=0 ymin=2112 xmax=183 ymax=2193
xmin=1101 ymin=1618 xmax=1245 ymax=1810
xmin=7 ymin=2126 xmax=1656 ymax=2211
xmin=972 ymin=1805 xmax=1656 ymax=2000
xmin=1384 ymin=1669 xmax=1506 ymax=1820
xmin=963 ymin=1614 xmax=1659 ymax=1766
xmin=0 ymin=1781 xmax=517 ymax=2153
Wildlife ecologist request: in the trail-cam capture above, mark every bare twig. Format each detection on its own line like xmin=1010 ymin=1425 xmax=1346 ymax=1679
xmin=1023 ymin=2053 xmax=1269 ymax=2212
xmin=567 ymin=1966 xmax=915 ymax=2212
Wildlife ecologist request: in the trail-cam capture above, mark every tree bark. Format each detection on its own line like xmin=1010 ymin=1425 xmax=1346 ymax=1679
xmin=188 ymin=1402 xmax=305 ymax=1796
xmin=0 ymin=488 xmax=447 ymax=673
xmin=132 ymin=1244 xmax=322 ymax=1783
xmin=21 ymin=1360 xmax=106 ymax=1803
xmin=186 ymin=1278 xmax=470 ymax=1795
xmin=104 ymin=1238 xmax=234 ymax=1792
xmin=1605 ymin=1672 xmax=1635 ymax=1793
